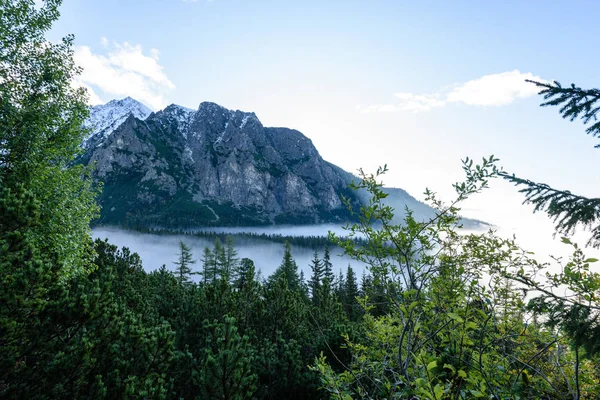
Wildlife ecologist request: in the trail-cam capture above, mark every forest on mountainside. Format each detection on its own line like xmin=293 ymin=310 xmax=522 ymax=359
xmin=2 ymin=1 xmax=600 ymax=399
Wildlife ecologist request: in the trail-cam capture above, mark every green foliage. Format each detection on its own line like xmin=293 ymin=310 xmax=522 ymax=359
xmin=314 ymin=157 xmax=599 ymax=399
xmin=0 ymin=0 xmax=99 ymax=278
xmin=497 ymin=80 xmax=600 ymax=396
xmin=501 ymin=80 xmax=600 ymax=248
xmin=197 ymin=316 xmax=257 ymax=400
xmin=527 ymin=80 xmax=600 ymax=145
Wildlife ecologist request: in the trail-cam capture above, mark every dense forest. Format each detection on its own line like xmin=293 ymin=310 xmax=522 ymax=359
xmin=2 ymin=1 xmax=600 ymax=399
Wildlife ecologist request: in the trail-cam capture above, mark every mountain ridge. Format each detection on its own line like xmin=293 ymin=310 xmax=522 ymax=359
xmin=81 ymin=97 xmax=485 ymax=229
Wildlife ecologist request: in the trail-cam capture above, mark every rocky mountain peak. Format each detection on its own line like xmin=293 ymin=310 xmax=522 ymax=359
xmin=80 ymin=97 xmax=466 ymax=229
xmin=83 ymin=97 xmax=152 ymax=148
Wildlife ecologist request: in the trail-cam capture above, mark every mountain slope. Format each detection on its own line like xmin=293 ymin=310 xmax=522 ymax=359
xmin=81 ymin=98 xmax=483 ymax=229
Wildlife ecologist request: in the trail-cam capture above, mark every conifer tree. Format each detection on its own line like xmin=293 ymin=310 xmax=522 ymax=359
xmin=499 ymin=80 xmax=600 ymax=358
xmin=270 ymin=241 xmax=300 ymax=291
xmin=322 ymin=245 xmax=334 ymax=284
xmin=335 ymin=269 xmax=345 ymax=299
xmin=344 ymin=265 xmax=361 ymax=320
xmin=360 ymin=271 xmax=372 ymax=296
xmin=224 ymin=235 xmax=239 ymax=283
xmin=214 ymin=237 xmax=227 ymax=281
xmin=198 ymin=316 xmax=257 ymax=399
xmin=201 ymin=246 xmax=216 ymax=285
xmin=173 ymin=241 xmax=195 ymax=286
xmin=309 ymin=251 xmax=323 ymax=304
xmin=236 ymin=257 xmax=255 ymax=289
xmin=501 ymin=80 xmax=600 ymax=247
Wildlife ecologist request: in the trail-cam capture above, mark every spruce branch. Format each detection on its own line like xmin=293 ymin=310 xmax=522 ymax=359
xmin=527 ymin=79 xmax=600 ymax=147
xmin=500 ymin=171 xmax=600 ymax=247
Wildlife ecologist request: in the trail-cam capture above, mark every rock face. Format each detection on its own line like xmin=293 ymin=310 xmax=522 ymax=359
xmin=81 ymin=98 xmax=480 ymax=229
xmin=81 ymin=99 xmax=363 ymax=228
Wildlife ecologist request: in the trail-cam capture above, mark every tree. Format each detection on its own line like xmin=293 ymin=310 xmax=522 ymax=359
xmin=314 ymin=159 xmax=591 ymax=399
xmin=224 ymin=235 xmax=239 ymax=283
xmin=501 ymin=80 xmax=600 ymax=248
xmin=322 ymin=245 xmax=334 ymax=284
xmin=173 ymin=240 xmax=195 ymax=286
xmin=309 ymin=251 xmax=323 ymax=304
xmin=214 ymin=237 xmax=227 ymax=281
xmin=499 ymin=80 xmax=600 ymax=363
xmin=270 ymin=241 xmax=300 ymax=291
xmin=197 ymin=317 xmax=257 ymax=400
xmin=0 ymin=0 xmax=98 ymax=276
xmin=201 ymin=246 xmax=216 ymax=284
xmin=236 ymin=257 xmax=255 ymax=290
xmin=343 ymin=265 xmax=361 ymax=321
xmin=0 ymin=0 xmax=105 ymax=396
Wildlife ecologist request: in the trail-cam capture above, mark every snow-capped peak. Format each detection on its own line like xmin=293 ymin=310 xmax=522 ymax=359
xmin=160 ymin=104 xmax=196 ymax=139
xmin=83 ymin=97 xmax=152 ymax=148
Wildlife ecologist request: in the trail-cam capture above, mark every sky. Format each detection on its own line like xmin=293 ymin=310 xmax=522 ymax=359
xmin=45 ymin=0 xmax=600 ymax=259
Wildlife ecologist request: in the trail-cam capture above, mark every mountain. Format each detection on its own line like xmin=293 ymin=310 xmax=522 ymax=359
xmin=83 ymin=97 xmax=152 ymax=149
xmin=80 ymin=98 xmax=483 ymax=229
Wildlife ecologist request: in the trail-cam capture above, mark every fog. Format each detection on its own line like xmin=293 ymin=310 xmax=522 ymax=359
xmin=93 ymin=218 xmax=600 ymax=283
xmin=92 ymin=225 xmax=368 ymax=281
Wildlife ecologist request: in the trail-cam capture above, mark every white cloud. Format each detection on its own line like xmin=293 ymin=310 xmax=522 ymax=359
xmin=73 ymin=40 xmax=175 ymax=110
xmin=359 ymin=70 xmax=546 ymax=113
xmin=446 ymin=70 xmax=543 ymax=106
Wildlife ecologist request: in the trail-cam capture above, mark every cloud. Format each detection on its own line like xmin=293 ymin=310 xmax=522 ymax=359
xmin=73 ymin=39 xmax=175 ymax=110
xmin=359 ymin=70 xmax=546 ymax=113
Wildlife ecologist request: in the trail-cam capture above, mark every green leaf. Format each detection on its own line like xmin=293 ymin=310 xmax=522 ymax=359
xmin=443 ymin=363 xmax=456 ymax=373
xmin=584 ymin=258 xmax=599 ymax=263
xmin=447 ymin=313 xmax=464 ymax=323
xmin=433 ymin=384 xmax=444 ymax=399
xmin=458 ymin=370 xmax=467 ymax=378
xmin=427 ymin=360 xmax=437 ymax=371
xmin=466 ymin=321 xmax=478 ymax=330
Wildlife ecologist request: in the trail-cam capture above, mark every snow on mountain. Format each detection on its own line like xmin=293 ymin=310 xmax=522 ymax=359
xmin=157 ymin=104 xmax=196 ymax=139
xmin=83 ymin=97 xmax=152 ymax=148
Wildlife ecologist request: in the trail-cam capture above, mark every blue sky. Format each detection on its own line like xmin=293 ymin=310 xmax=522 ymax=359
xmin=47 ymin=0 xmax=600 ymax=256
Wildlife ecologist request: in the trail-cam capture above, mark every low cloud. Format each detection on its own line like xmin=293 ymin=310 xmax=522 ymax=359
xmin=359 ymin=70 xmax=546 ymax=113
xmin=73 ymin=39 xmax=175 ymax=110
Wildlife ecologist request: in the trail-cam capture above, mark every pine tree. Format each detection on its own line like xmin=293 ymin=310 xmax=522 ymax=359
xmin=236 ymin=257 xmax=255 ymax=289
xmin=270 ymin=241 xmax=300 ymax=291
xmin=322 ymin=245 xmax=334 ymax=284
xmin=309 ymin=251 xmax=323 ymax=304
xmin=214 ymin=237 xmax=227 ymax=281
xmin=335 ymin=269 xmax=345 ymax=300
xmin=501 ymin=80 xmax=600 ymax=247
xmin=344 ymin=265 xmax=361 ymax=320
xmin=224 ymin=235 xmax=239 ymax=283
xmin=360 ymin=271 xmax=372 ymax=296
xmin=173 ymin=241 xmax=195 ymax=286
xmin=201 ymin=246 xmax=216 ymax=285
xmin=198 ymin=316 xmax=257 ymax=399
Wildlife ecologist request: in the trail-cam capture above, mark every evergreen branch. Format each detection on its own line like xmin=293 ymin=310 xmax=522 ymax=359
xmin=527 ymin=80 xmax=600 ymax=147
xmin=500 ymin=171 xmax=600 ymax=247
